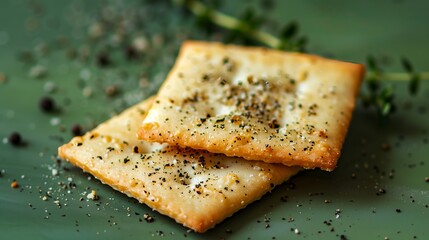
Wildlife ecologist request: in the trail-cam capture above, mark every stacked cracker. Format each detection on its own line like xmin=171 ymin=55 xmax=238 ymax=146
xmin=59 ymin=41 xmax=364 ymax=232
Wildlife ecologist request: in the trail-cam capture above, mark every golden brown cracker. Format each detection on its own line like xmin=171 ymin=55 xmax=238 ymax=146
xmin=138 ymin=41 xmax=364 ymax=171
xmin=58 ymin=97 xmax=300 ymax=233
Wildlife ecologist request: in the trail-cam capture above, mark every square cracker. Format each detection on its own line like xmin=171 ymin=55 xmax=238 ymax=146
xmin=138 ymin=41 xmax=364 ymax=171
xmin=58 ymin=97 xmax=300 ymax=233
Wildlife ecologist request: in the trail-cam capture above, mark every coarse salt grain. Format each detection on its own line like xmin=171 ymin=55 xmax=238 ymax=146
xmin=50 ymin=117 xmax=61 ymax=126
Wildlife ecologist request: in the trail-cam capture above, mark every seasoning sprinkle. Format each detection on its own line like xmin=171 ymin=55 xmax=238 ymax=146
xmin=96 ymin=52 xmax=111 ymax=67
xmin=39 ymin=96 xmax=56 ymax=113
xmin=71 ymin=124 xmax=83 ymax=136
xmin=8 ymin=132 xmax=22 ymax=146
xmin=105 ymin=85 xmax=119 ymax=97
xmin=143 ymin=213 xmax=155 ymax=223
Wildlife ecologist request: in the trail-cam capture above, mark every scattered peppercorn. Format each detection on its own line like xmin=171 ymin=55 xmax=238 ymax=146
xmin=381 ymin=143 xmax=390 ymax=151
xmin=125 ymin=45 xmax=139 ymax=60
xmin=39 ymin=96 xmax=55 ymax=113
xmin=71 ymin=124 xmax=83 ymax=136
xmin=96 ymin=52 xmax=111 ymax=67
xmin=105 ymin=85 xmax=119 ymax=97
xmin=396 ymin=208 xmax=401 ymax=213
xmin=425 ymin=177 xmax=429 ymax=183
xmin=8 ymin=132 xmax=22 ymax=146
xmin=133 ymin=146 xmax=139 ymax=153
xmin=376 ymin=188 xmax=387 ymax=196
xmin=143 ymin=213 xmax=155 ymax=223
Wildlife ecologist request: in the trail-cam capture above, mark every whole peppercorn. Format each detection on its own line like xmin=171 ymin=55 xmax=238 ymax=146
xmin=9 ymin=132 xmax=22 ymax=146
xmin=96 ymin=52 xmax=111 ymax=67
xmin=125 ymin=45 xmax=139 ymax=60
xmin=39 ymin=96 xmax=55 ymax=112
xmin=105 ymin=85 xmax=119 ymax=97
xmin=71 ymin=124 xmax=83 ymax=136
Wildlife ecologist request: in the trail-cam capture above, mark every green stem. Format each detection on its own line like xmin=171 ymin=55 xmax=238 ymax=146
xmin=181 ymin=0 xmax=281 ymax=48
xmin=369 ymin=72 xmax=429 ymax=81
xmin=174 ymin=0 xmax=429 ymax=81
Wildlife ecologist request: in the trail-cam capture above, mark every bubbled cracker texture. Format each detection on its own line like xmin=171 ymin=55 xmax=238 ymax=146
xmin=58 ymin=97 xmax=300 ymax=233
xmin=139 ymin=41 xmax=365 ymax=171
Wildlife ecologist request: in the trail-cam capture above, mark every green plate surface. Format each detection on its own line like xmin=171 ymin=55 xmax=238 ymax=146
xmin=1 ymin=0 xmax=428 ymax=239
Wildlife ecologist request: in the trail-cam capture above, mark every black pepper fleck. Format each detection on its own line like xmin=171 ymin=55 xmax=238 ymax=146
xmin=71 ymin=124 xmax=83 ymax=136
xmin=133 ymin=146 xmax=139 ymax=153
xmin=96 ymin=52 xmax=111 ymax=67
xmin=143 ymin=213 xmax=155 ymax=223
xmin=39 ymin=96 xmax=55 ymax=113
xmin=125 ymin=45 xmax=139 ymax=60
xmin=9 ymin=132 xmax=23 ymax=146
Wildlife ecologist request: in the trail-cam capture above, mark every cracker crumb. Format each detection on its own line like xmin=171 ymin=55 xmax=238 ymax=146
xmin=43 ymin=81 xmax=57 ymax=93
xmin=143 ymin=213 xmax=155 ymax=223
xmin=105 ymin=85 xmax=119 ymax=97
xmin=0 ymin=72 xmax=7 ymax=84
xmin=29 ymin=65 xmax=47 ymax=79
xmin=87 ymin=190 xmax=100 ymax=200
xmin=11 ymin=181 xmax=19 ymax=188
xmin=82 ymin=86 xmax=93 ymax=98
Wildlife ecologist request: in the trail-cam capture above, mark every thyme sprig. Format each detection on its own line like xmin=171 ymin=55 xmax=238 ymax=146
xmin=173 ymin=0 xmax=429 ymax=119
xmin=174 ymin=0 xmax=307 ymax=51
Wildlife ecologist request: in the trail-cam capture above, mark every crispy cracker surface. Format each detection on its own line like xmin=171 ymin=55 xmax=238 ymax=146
xmin=58 ymin=97 xmax=300 ymax=233
xmin=139 ymin=41 xmax=364 ymax=171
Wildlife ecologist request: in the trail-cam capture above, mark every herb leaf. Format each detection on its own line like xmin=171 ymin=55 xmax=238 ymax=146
xmin=401 ymin=57 xmax=413 ymax=73
xmin=409 ymin=74 xmax=420 ymax=95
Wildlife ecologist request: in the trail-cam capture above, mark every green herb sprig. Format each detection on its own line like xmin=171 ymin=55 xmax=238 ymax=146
xmin=172 ymin=0 xmax=429 ymax=119
xmin=174 ymin=0 xmax=307 ymax=51
xmin=361 ymin=55 xmax=396 ymax=118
